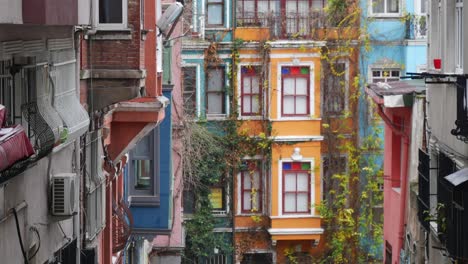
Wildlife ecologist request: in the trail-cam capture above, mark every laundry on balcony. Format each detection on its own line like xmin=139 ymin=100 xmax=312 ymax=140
xmin=0 ymin=125 xmax=35 ymax=171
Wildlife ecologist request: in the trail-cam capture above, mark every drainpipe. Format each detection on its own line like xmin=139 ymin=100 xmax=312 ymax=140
xmin=74 ymin=26 xmax=83 ymax=264
xmin=377 ymin=104 xmax=410 ymax=259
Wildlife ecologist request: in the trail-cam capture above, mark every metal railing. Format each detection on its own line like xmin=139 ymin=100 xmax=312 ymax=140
xmin=236 ymin=10 xmax=327 ymax=39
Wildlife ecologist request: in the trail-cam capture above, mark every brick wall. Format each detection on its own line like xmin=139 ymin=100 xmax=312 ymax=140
xmin=82 ymin=0 xmax=143 ymax=70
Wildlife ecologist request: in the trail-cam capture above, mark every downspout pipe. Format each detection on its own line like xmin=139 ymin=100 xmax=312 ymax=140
xmin=377 ymin=103 xmax=411 ymax=259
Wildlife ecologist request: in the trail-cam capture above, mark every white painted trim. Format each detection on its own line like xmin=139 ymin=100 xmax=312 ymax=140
xmin=269 ymin=215 xmax=321 ymax=219
xmin=276 ymin=62 xmax=315 ymax=119
xmin=271 ymin=136 xmax=324 ymax=142
xmin=95 ymin=0 xmax=129 ymax=30
xmin=181 ymin=63 xmax=202 ymax=118
xmin=225 ymin=0 xmax=230 ymax=28
xmin=278 ymin=158 xmax=315 ymax=216
xmin=367 ymin=0 xmax=403 ymax=17
xmin=182 ymin=53 xmax=232 ymax=60
xmin=269 ymin=118 xmax=322 ymax=121
xmin=270 ymin=53 xmax=320 ymax=59
xmin=213 ymin=228 xmax=233 ymax=232
xmin=268 ymin=228 xmax=324 ymax=235
xmin=225 ymin=62 xmax=231 ymax=115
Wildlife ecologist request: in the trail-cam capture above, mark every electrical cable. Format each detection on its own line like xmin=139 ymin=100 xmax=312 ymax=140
xmin=12 ymin=208 xmax=29 ymax=264
xmin=28 ymin=226 xmax=41 ymax=261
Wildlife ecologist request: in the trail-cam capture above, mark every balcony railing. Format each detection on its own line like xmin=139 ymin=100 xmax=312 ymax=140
xmin=236 ymin=10 xmax=328 ymax=39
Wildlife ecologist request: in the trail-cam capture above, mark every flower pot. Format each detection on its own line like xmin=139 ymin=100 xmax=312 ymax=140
xmin=433 ymin=59 xmax=442 ymax=69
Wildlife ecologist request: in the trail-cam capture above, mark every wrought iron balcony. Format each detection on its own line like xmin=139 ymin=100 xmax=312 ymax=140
xmin=236 ymin=10 xmax=328 ymax=39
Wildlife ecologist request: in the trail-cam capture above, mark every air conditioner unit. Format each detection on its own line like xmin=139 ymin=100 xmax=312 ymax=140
xmin=51 ymin=173 xmax=77 ymax=217
xmin=156 ymin=2 xmax=184 ymax=37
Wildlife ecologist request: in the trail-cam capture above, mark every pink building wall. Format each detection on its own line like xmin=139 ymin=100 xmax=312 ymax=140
xmin=382 ymin=107 xmax=412 ymax=264
xmin=152 ymin=2 xmax=184 ymax=256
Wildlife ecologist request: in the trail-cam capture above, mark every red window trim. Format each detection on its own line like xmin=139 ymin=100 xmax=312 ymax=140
xmin=240 ymin=67 xmax=262 ymax=116
xmin=241 ymin=165 xmax=262 ymax=214
xmin=281 ymin=66 xmax=310 ymax=117
xmin=206 ymin=66 xmax=226 ymax=114
xmin=282 ymin=163 xmax=311 ymax=214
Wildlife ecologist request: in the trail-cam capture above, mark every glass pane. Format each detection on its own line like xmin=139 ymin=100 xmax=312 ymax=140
xmin=298 ymin=0 xmax=310 ymax=14
xmin=243 ymin=192 xmax=251 ymax=210
xmin=207 ymin=68 xmax=223 ymax=91
xmin=301 ymin=162 xmax=311 ymax=170
xmin=251 ymin=76 xmax=260 ymax=93
xmin=283 ymin=162 xmax=292 ymax=170
xmin=209 ymin=188 xmax=223 ymax=209
xmin=387 ymin=0 xmax=399 ymax=13
xmin=372 ymin=0 xmax=384 ymax=13
xmin=243 ymin=77 xmax=251 ymax=93
xmin=243 ymin=96 xmax=251 ymax=113
xmin=243 ymin=173 xmax=252 ymax=189
xmin=244 ymin=0 xmax=255 ymax=14
xmin=99 ymin=0 xmax=123 ymax=23
xmin=208 ymin=4 xmax=223 ymax=25
xmin=297 ymin=194 xmax=308 ymax=211
xmin=284 ymin=194 xmax=296 ymax=212
xmin=286 ymin=1 xmax=297 ymax=13
xmin=285 ymin=173 xmax=296 ymax=191
xmin=283 ymin=96 xmax=295 ymax=114
xmin=253 ymin=171 xmax=260 ymax=189
xmin=391 ymin=70 xmax=400 ymax=77
xmin=253 ymin=192 xmax=260 ymax=211
xmin=207 ymin=93 xmax=223 ymax=114
xmin=372 ymin=70 xmax=381 ymax=77
xmin=134 ymin=160 xmax=151 ymax=190
xmin=283 ymin=78 xmax=295 ymax=95
xmin=297 ymin=173 xmax=308 ymax=191
xmin=421 ymin=0 xmax=427 ymax=13
xmin=296 ymin=77 xmax=308 ymax=95
xmin=251 ymin=95 xmax=260 ymax=113
xmin=296 ymin=97 xmax=307 ymax=114
xmin=134 ymin=133 xmax=151 ymax=157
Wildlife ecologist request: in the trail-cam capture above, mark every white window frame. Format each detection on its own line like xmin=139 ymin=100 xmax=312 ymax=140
xmin=414 ymin=0 xmax=427 ymax=15
xmin=278 ymin=158 xmax=316 ymax=216
xmin=182 ymin=63 xmax=201 ymax=119
xmin=95 ymin=0 xmax=129 ymax=30
xmin=369 ymin=0 xmax=402 ymax=17
xmin=455 ymin=0 xmax=464 ymax=73
xmin=276 ymin=62 xmax=315 ymax=120
xmin=206 ymin=63 xmax=230 ymax=120
xmin=367 ymin=64 xmax=401 ymax=121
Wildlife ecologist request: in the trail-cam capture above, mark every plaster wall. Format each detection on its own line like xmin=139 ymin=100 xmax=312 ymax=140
xmin=0 ymin=145 xmax=77 ymax=264
xmin=0 ymin=0 xmax=22 ymax=24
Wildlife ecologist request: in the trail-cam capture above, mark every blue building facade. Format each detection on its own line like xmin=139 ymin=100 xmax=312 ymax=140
xmin=359 ymin=0 xmax=427 ymax=259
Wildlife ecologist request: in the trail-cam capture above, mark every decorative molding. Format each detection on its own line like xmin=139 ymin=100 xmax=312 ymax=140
xmin=271 ymin=135 xmax=324 ymax=142
xmin=268 ymin=228 xmax=324 ymax=235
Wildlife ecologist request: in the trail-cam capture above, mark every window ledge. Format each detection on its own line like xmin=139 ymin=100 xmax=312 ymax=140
xmin=270 ymin=214 xmax=321 ymax=219
xmin=368 ymin=14 xmax=403 ymax=19
xmin=90 ymin=29 xmax=133 ymax=40
xmin=206 ymin=114 xmax=228 ymax=121
xmin=128 ymin=196 xmax=160 ymax=207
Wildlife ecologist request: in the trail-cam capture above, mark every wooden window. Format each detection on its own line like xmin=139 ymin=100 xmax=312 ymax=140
xmin=182 ymin=66 xmax=197 ymax=116
xmin=241 ymin=161 xmax=262 ymax=213
xmin=241 ymin=66 xmax=261 ymax=116
xmin=282 ymin=162 xmax=311 ymax=214
xmin=206 ymin=67 xmax=226 ymax=115
xmin=207 ymin=0 xmax=224 ymax=26
xmin=323 ymin=62 xmax=346 ymax=115
xmin=281 ymin=66 xmax=310 ymax=116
